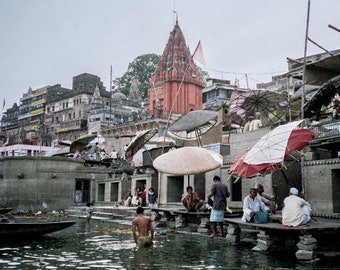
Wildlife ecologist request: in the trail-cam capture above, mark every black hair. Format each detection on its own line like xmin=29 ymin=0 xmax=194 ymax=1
xmin=136 ymin=206 xmax=144 ymax=215
xmin=186 ymin=186 xmax=193 ymax=192
xmin=213 ymin=175 xmax=221 ymax=181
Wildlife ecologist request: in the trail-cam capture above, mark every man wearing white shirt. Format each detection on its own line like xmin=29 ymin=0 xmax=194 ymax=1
xmin=282 ymin=187 xmax=312 ymax=227
xmin=241 ymin=187 xmax=267 ymax=222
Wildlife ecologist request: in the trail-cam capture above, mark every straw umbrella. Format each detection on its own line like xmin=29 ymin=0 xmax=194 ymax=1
xmin=153 ymin=147 xmax=223 ymax=176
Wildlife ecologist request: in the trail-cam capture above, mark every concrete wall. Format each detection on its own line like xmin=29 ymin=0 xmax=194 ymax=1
xmin=304 ymin=159 xmax=340 ymax=214
xmin=0 ymin=156 xmax=111 ymax=212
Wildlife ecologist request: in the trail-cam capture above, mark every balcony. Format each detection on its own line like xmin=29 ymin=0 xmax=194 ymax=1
xmin=56 ymin=119 xmax=88 ymax=132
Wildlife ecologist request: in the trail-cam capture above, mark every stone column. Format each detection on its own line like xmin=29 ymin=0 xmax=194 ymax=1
xmin=252 ymin=230 xmax=273 ymax=251
xmin=225 ymin=224 xmax=240 ymax=244
xmin=197 ymin=215 xmax=210 ymax=234
xmin=175 ymin=214 xmax=185 ymax=229
xmin=295 ymin=234 xmax=317 ymax=261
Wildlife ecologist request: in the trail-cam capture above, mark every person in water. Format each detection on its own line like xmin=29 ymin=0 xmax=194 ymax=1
xmin=132 ymin=206 xmax=154 ymax=247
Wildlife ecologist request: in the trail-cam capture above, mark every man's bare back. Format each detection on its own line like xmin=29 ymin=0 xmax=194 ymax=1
xmin=132 ymin=207 xmax=154 ymax=247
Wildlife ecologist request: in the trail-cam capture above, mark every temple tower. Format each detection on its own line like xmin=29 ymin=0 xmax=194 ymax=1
xmin=149 ymin=19 xmax=203 ymax=119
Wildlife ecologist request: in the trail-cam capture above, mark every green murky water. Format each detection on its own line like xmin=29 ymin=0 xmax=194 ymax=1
xmin=0 ymin=219 xmax=338 ymax=269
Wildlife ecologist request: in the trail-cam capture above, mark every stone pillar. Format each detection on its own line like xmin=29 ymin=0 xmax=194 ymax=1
xmin=252 ymin=230 xmax=273 ymax=251
xmin=175 ymin=214 xmax=185 ymax=229
xmin=197 ymin=215 xmax=210 ymax=233
xmin=295 ymin=234 xmax=317 ymax=261
xmin=225 ymin=224 xmax=240 ymax=244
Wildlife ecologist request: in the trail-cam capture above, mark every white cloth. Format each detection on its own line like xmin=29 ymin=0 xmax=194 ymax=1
xmin=241 ymin=195 xmax=267 ymax=222
xmin=109 ymin=151 xmax=118 ymax=159
xmin=252 ymin=119 xmax=263 ymax=130
xmin=282 ymin=195 xmax=312 ymax=227
xmin=131 ymin=195 xmax=139 ymax=206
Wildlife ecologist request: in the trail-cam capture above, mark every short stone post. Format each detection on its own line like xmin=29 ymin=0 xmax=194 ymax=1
xmin=252 ymin=230 xmax=273 ymax=251
xmin=175 ymin=214 xmax=185 ymax=229
xmin=225 ymin=224 xmax=240 ymax=244
xmin=295 ymin=234 xmax=317 ymax=261
xmin=197 ymin=215 xmax=210 ymax=233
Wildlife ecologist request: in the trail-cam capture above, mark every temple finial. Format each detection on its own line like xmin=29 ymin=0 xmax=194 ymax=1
xmin=173 ymin=10 xmax=178 ymax=26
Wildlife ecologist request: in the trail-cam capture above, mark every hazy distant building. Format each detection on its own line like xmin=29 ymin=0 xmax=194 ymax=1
xmin=203 ymin=78 xmax=248 ymax=110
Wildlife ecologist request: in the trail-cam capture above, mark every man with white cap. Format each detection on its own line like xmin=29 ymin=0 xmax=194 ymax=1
xmin=282 ymin=187 xmax=312 ymax=227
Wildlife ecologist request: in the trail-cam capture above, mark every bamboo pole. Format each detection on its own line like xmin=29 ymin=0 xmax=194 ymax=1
xmin=301 ymin=0 xmax=311 ymax=196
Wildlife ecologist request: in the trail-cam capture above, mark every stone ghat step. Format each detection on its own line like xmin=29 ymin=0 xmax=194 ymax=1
xmin=65 ymin=206 xmax=154 ymax=222
xmin=92 ymin=212 xmax=125 ymax=219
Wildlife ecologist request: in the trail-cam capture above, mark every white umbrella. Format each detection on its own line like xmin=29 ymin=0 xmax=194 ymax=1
xmin=153 ymin=147 xmax=223 ymax=175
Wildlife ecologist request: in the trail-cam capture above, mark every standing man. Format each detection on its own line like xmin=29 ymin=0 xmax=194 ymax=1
xmin=249 ymin=112 xmax=263 ymax=131
xmin=94 ymin=142 xmax=100 ymax=161
xmin=132 ymin=206 xmax=154 ymax=247
xmin=282 ymin=187 xmax=312 ymax=227
xmin=207 ymin=175 xmax=230 ymax=238
xmin=85 ymin=202 xmax=92 ymax=223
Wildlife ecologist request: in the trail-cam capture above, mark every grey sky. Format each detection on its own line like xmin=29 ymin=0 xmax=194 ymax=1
xmin=1 ymin=0 xmax=340 ymax=108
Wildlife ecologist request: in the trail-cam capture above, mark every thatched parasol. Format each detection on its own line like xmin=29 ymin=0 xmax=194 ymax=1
xmin=168 ymin=110 xmax=218 ymax=141
xmin=70 ymin=134 xmax=97 ymax=153
xmin=125 ymin=129 xmax=158 ymax=161
xmin=153 ymin=147 xmax=223 ymax=175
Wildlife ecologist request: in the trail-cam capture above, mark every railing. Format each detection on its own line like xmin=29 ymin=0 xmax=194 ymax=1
xmin=310 ymin=120 xmax=340 ymax=138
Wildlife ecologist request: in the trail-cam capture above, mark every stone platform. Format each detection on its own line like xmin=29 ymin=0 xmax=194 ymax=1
xmin=223 ymin=217 xmax=340 ymax=261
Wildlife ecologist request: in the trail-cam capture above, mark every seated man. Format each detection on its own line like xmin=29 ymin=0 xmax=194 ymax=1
xmin=256 ymin=183 xmax=277 ymax=214
xmin=181 ymin=186 xmax=204 ymax=212
xmin=137 ymin=186 xmax=147 ymax=207
xmin=282 ymin=187 xmax=312 ymax=227
xmin=241 ymin=187 xmax=267 ymax=222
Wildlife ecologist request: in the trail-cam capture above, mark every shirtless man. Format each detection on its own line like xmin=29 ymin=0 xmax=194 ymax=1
xmin=181 ymin=186 xmax=204 ymax=212
xmin=132 ymin=206 xmax=154 ymax=247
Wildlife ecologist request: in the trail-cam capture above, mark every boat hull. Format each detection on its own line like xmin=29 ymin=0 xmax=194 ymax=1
xmin=0 ymin=220 xmax=76 ymax=238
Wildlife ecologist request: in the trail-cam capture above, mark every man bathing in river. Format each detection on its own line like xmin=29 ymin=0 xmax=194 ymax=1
xmin=132 ymin=206 xmax=154 ymax=247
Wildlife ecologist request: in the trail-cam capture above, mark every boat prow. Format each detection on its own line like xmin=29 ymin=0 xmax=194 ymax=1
xmin=0 ymin=220 xmax=76 ymax=238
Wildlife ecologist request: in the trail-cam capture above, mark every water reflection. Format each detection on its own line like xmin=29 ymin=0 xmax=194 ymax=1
xmin=0 ymin=219 xmax=338 ymax=269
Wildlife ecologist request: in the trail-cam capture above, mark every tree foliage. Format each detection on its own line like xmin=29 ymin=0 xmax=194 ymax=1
xmin=115 ymin=54 xmax=160 ymax=99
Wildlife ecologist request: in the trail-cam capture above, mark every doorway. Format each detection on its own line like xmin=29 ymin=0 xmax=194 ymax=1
xmin=167 ymin=176 xmax=184 ymax=203
xmin=75 ymin=179 xmax=91 ymax=203
xmin=111 ymin=182 xmax=119 ymax=202
xmin=332 ymin=169 xmax=340 ymax=212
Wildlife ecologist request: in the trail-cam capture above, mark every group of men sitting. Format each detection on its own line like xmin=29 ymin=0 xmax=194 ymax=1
xmin=181 ymin=182 xmax=312 ymax=228
xmin=241 ymin=184 xmax=312 ymax=227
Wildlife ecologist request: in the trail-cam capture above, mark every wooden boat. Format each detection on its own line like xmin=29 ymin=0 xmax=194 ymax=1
xmin=0 ymin=220 xmax=76 ymax=238
xmin=0 ymin=208 xmax=13 ymax=215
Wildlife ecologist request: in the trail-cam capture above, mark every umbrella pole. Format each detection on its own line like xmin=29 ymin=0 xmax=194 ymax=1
xmin=194 ymin=129 xmax=202 ymax=147
xmin=301 ymin=0 xmax=311 ymax=195
xmin=162 ymin=64 xmax=190 ymax=154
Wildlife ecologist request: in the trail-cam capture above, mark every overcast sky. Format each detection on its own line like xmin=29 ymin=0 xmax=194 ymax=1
xmin=1 ymin=0 xmax=340 ymax=109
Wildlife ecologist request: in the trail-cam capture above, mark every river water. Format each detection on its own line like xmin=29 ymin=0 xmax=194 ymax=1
xmin=0 ymin=219 xmax=339 ymax=269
